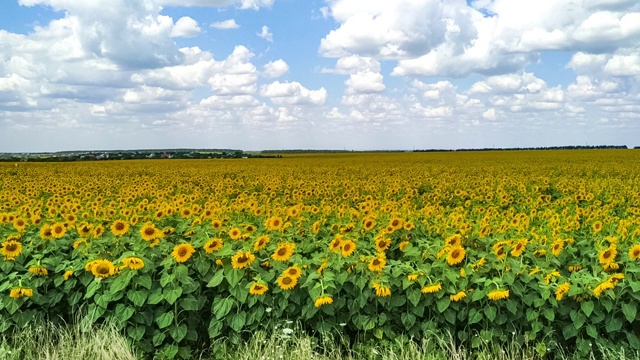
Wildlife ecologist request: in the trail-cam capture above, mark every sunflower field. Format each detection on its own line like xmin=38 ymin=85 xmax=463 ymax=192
xmin=1 ymin=150 xmax=640 ymax=359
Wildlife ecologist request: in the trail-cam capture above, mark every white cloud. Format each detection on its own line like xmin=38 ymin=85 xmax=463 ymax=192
xmin=469 ymin=73 xmax=547 ymax=94
xmin=210 ymin=19 xmax=240 ymax=29
xmin=171 ymin=17 xmax=201 ymax=37
xmin=257 ymin=25 xmax=273 ymax=42
xmin=153 ymin=0 xmax=273 ymax=10
xmin=260 ymin=81 xmax=327 ymax=105
xmin=482 ymin=108 xmax=496 ymax=119
xmin=262 ymin=60 xmax=289 ymax=78
xmin=345 ymin=71 xmax=385 ymax=94
xmin=603 ymin=53 xmax=640 ymax=76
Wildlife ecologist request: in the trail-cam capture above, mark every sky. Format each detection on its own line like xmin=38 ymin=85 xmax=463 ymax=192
xmin=0 ymin=0 xmax=639 ymax=152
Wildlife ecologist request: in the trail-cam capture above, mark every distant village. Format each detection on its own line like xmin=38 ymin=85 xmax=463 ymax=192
xmin=0 ymin=149 xmax=281 ymax=162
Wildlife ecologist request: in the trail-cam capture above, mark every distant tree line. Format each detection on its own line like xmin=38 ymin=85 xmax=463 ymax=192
xmin=0 ymin=150 xmax=281 ymax=162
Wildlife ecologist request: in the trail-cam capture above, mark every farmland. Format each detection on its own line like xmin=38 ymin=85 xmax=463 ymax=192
xmin=1 ymin=150 xmax=639 ymax=359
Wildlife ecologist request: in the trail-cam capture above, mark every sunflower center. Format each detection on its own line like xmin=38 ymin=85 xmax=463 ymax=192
xmin=115 ymin=223 xmax=125 ymax=231
xmin=238 ymin=255 xmax=248 ymax=263
xmin=144 ymin=228 xmax=155 ymax=236
xmin=372 ymin=259 xmax=381 ymax=266
xmin=343 ymin=244 xmax=351 ymax=252
xmin=178 ymin=248 xmax=188 ymax=257
xmin=54 ymin=226 xmax=63 ymax=234
xmin=6 ymin=243 xmax=18 ymax=252
xmin=97 ymin=265 xmax=110 ymax=275
xmin=282 ymin=277 xmax=292 ymax=285
xmin=255 ymin=285 xmax=263 ymax=291
xmin=378 ymin=241 xmax=387 ymax=248
xmin=277 ymin=248 xmax=287 ymax=256
xmin=287 ymin=269 xmax=298 ymax=276
xmin=452 ymin=249 xmax=461 ymax=258
xmin=603 ymin=250 xmax=612 ymax=259
xmin=634 ymin=250 xmax=640 ymax=257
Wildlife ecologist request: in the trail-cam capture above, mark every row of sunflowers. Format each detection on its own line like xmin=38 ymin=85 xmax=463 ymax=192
xmin=1 ymin=150 xmax=640 ymax=358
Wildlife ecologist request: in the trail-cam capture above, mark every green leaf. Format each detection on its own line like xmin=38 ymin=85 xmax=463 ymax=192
xmin=127 ymin=289 xmax=148 ymax=307
xmin=436 ymin=297 xmax=450 ymax=313
xmin=505 ymin=300 xmax=517 ymax=315
xmin=156 ymin=312 xmax=174 ymax=329
xmin=110 ymin=271 xmax=134 ymax=294
xmin=581 ymin=301 xmax=594 ymax=317
xmin=179 ymin=297 xmax=200 ymax=311
xmin=468 ymin=309 xmax=482 ymax=324
xmin=169 ymin=324 xmax=188 ymax=342
xmin=208 ymin=319 xmax=223 ymax=339
xmin=542 ymin=308 xmax=555 ymax=321
xmin=397 ymin=312 xmax=413 ymax=329
xmin=562 ymin=324 xmax=577 ymax=339
xmin=195 ymin=259 xmax=211 ymax=276
xmin=147 ymin=288 xmax=164 ymax=305
xmin=229 ymin=312 xmax=246 ymax=332
xmin=160 ymin=272 xmax=175 ymax=288
xmin=207 ymin=269 xmax=224 ymax=288
xmin=484 ymin=306 xmax=497 ymax=322
xmin=115 ymin=304 xmax=135 ymax=324
xmin=135 ymin=274 xmax=153 ymax=289
xmin=622 ymin=303 xmax=637 ymax=323
xmin=629 ymin=280 xmax=640 ymax=293
xmin=586 ymin=324 xmax=598 ymax=339
xmin=627 ymin=332 xmax=640 ymax=350
xmin=127 ymin=325 xmax=145 ymax=342
xmin=605 ymin=317 xmax=622 ymax=333
xmin=153 ymin=331 xmax=166 ymax=347
xmin=225 ymin=268 xmax=242 ymax=287
xmin=407 ymin=289 xmax=421 ymax=307
xmin=213 ymin=297 xmax=234 ymax=320
xmin=85 ymin=280 xmax=101 ymax=299
xmin=163 ymin=287 xmax=183 ymax=305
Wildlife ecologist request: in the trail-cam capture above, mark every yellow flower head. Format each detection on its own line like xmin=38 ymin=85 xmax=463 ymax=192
xmin=172 ymin=243 xmax=195 ymax=263
xmin=421 ymin=283 xmax=442 ymax=294
xmin=447 ymin=246 xmax=466 ymax=266
xmin=249 ymin=282 xmax=268 ymax=295
xmin=340 ymin=240 xmax=356 ymax=257
xmin=63 ymin=270 xmax=74 ymax=280
xmin=277 ymin=274 xmax=298 ymax=290
xmin=204 ymin=238 xmax=224 ymax=254
xmin=231 ymin=251 xmax=256 ymax=269
xmin=1 ymin=240 xmax=22 ymax=260
xmin=450 ymin=290 xmax=466 ymax=302
xmin=314 ymin=295 xmax=333 ymax=308
xmin=372 ymin=281 xmax=391 ymax=297
xmin=123 ymin=257 xmax=145 ymax=270
xmin=555 ymin=282 xmax=571 ymax=301
xmin=91 ymin=260 xmax=115 ymax=278
xmin=487 ymin=289 xmax=509 ymax=301
xmin=272 ymin=242 xmax=295 ymax=262
xmin=368 ymin=256 xmax=386 ymax=272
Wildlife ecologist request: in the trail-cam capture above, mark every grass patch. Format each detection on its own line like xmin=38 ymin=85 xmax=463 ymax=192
xmin=0 ymin=320 xmax=638 ymax=360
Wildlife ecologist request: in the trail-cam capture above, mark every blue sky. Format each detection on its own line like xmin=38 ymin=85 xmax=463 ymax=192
xmin=0 ymin=0 xmax=639 ymax=151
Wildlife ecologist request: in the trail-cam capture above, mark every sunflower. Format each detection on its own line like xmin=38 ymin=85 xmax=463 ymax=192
xmin=398 ymin=241 xmax=410 ymax=252
xmin=368 ymin=256 xmax=386 ymax=272
xmin=311 ymin=221 xmax=321 ymax=234
xmin=493 ymin=242 xmax=507 ymax=260
xmin=1 ymin=240 xmax=22 ymax=260
xmin=266 ymin=217 xmax=283 ymax=231
xmin=421 ymin=283 xmax=442 ymax=294
xmin=204 ymin=238 xmax=223 ymax=254
xmin=272 ymin=242 xmax=295 ymax=262
xmin=253 ymin=235 xmax=270 ymax=251
xmin=629 ymin=244 xmax=640 ymax=260
xmin=63 ymin=270 xmax=74 ymax=280
xmin=363 ymin=218 xmax=376 ymax=231
xmin=593 ymin=280 xmax=615 ymax=298
xmin=609 ymin=273 xmax=624 ymax=286
xmin=445 ymin=234 xmax=462 ymax=248
xmin=372 ymin=281 xmax=391 ymax=297
xmin=340 ymin=240 xmax=356 ymax=257
xmin=314 ymin=295 xmax=333 ymax=308
xmin=140 ymin=222 xmax=160 ymax=241
xmin=12 ymin=217 xmax=27 ymax=232
xmin=231 ymin=251 xmax=256 ymax=269
xmin=407 ymin=273 xmax=419 ymax=281
xmin=568 ymin=264 xmax=583 ymax=272
xmin=110 ymin=220 xmax=130 ymax=237
xmin=9 ymin=288 xmax=22 ymax=299
xmin=77 ymin=222 xmax=93 ymax=238
xmin=172 ymin=243 xmax=195 ymax=263
xmin=471 ymin=257 xmax=486 ymax=270
xmin=228 ymin=228 xmax=242 ymax=240
xmin=20 ymin=288 xmax=33 ymax=297
xmin=285 ymin=265 xmax=302 ymax=280
xmin=375 ymin=236 xmax=391 ymax=252
xmin=403 ymin=222 xmax=415 ymax=231
xmin=329 ymin=237 xmax=342 ymax=252
xmin=277 ymin=275 xmax=298 ymax=290
xmin=555 ymin=282 xmax=571 ymax=301
xmin=93 ymin=225 xmax=105 ymax=238
xmin=592 ymin=221 xmax=603 ymax=234
xmin=450 ymin=290 xmax=466 ymax=302
xmin=389 ymin=217 xmax=403 ymax=230
xmin=211 ymin=219 xmax=223 ymax=230
xmin=91 ymin=260 xmax=115 ymax=278
xmin=48 ymin=222 xmax=65 ymax=239
xmin=551 ymin=239 xmax=564 ymax=256
xmin=599 ymin=245 xmax=617 ymax=265
xmin=28 ymin=266 xmax=48 ymax=276
xmin=317 ymin=259 xmax=328 ymax=275
xmin=447 ymin=246 xmax=466 ymax=266
xmin=544 ymin=270 xmax=561 ymax=285
xmin=487 ymin=289 xmax=510 ymax=301
xmin=249 ymin=282 xmax=268 ymax=296
xmin=510 ymin=239 xmax=527 ymax=257
xmin=123 ymin=257 xmax=145 ymax=270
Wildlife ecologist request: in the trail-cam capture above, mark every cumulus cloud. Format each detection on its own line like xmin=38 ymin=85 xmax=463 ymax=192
xmin=171 ymin=17 xmax=202 ymax=37
xmin=210 ymin=19 xmax=240 ymax=29
xmin=260 ymin=81 xmax=327 ymax=105
xmin=257 ymin=25 xmax=273 ymax=42
xmin=262 ymin=59 xmax=289 ymax=78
